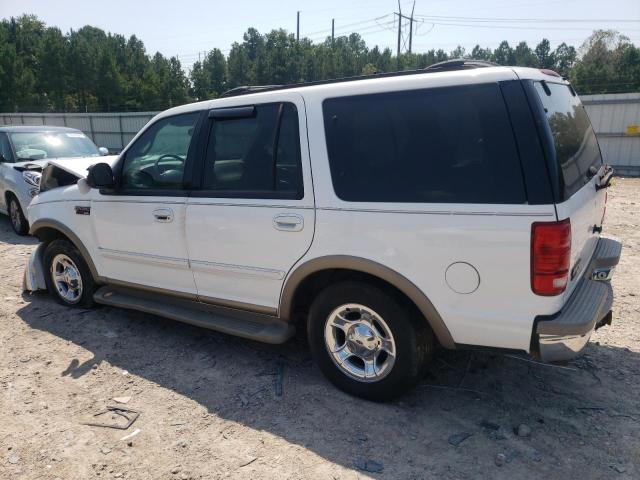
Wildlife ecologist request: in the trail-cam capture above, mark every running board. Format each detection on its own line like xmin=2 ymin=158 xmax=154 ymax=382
xmin=93 ymin=286 xmax=294 ymax=344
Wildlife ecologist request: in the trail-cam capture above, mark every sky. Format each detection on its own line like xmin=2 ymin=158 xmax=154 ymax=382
xmin=1 ymin=0 xmax=639 ymax=71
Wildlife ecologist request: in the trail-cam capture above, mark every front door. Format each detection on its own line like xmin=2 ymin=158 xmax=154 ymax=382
xmin=91 ymin=111 xmax=202 ymax=296
xmin=186 ymin=95 xmax=315 ymax=312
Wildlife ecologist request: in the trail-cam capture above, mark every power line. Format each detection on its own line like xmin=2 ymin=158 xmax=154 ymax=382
xmin=414 ymin=14 xmax=640 ymax=23
xmin=304 ymin=14 xmax=393 ymax=38
xmin=420 ymin=21 xmax=640 ymax=32
xmin=308 ymin=20 xmax=396 ymax=43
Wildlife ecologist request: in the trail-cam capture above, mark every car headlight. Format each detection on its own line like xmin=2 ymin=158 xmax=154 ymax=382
xmin=22 ymin=170 xmax=42 ymax=187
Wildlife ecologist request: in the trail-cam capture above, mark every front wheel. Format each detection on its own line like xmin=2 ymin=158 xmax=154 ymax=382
xmin=308 ymin=281 xmax=434 ymax=401
xmin=43 ymin=239 xmax=96 ymax=308
xmin=8 ymin=196 xmax=29 ymax=235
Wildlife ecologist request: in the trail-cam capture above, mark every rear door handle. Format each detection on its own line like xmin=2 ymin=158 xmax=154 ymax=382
xmin=273 ymin=214 xmax=304 ymax=232
xmin=153 ymin=207 xmax=174 ymax=223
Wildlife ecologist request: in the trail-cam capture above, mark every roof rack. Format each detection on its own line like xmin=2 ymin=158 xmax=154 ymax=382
xmin=220 ymin=85 xmax=283 ymax=97
xmin=219 ymin=59 xmax=500 ymax=98
xmin=423 ymin=59 xmax=499 ymax=72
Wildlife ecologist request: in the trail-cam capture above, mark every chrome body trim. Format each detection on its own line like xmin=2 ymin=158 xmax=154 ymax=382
xmin=316 ymin=207 xmax=555 ymax=217
xmin=189 ymin=259 xmax=285 ymax=280
xmin=98 ymin=247 xmax=190 ymax=269
xmin=538 ymin=331 xmax=593 ymax=363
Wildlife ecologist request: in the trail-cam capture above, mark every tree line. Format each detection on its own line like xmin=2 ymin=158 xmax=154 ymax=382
xmin=1 ymin=14 xmax=638 ymax=113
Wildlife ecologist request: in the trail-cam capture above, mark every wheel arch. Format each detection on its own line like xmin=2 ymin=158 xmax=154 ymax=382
xmin=279 ymin=255 xmax=455 ymax=349
xmin=30 ymin=219 xmax=100 ymax=282
xmin=5 ymin=189 xmax=22 ymax=211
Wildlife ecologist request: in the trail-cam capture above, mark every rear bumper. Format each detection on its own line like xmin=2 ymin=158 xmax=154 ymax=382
xmin=533 ymin=237 xmax=621 ymax=362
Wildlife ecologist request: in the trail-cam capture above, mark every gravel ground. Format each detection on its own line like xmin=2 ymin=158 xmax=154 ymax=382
xmin=1 ymin=178 xmax=639 ymax=480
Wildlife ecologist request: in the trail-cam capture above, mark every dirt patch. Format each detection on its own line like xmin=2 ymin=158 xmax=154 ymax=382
xmin=1 ymin=179 xmax=639 ymax=479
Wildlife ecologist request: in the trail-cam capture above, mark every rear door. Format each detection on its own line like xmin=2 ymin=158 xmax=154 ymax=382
xmin=185 ymin=94 xmax=314 ymax=312
xmin=531 ymin=81 xmax=606 ymax=296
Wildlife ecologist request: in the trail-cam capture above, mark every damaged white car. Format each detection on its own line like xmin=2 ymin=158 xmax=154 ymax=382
xmin=0 ymin=126 xmax=109 ymax=234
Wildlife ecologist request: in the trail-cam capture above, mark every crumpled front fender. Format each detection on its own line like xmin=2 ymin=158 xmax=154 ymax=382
xmin=23 ymin=243 xmax=47 ymax=292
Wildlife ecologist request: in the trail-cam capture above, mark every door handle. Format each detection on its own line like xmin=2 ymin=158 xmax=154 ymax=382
xmin=273 ymin=214 xmax=304 ymax=232
xmin=153 ymin=207 xmax=174 ymax=223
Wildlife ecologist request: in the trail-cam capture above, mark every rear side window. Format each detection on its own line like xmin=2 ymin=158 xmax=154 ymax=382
xmin=533 ymin=82 xmax=602 ymax=198
xmin=202 ymin=102 xmax=303 ymax=198
xmin=322 ymin=84 xmax=526 ymax=204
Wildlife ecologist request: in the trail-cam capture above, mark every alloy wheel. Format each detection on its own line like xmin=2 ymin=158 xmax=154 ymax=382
xmin=324 ymin=303 xmax=397 ymax=382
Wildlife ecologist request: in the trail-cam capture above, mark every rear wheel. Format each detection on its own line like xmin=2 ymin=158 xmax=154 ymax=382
xmin=308 ymin=281 xmax=433 ymax=401
xmin=43 ymin=239 xmax=96 ymax=308
xmin=8 ymin=195 xmax=29 ymax=235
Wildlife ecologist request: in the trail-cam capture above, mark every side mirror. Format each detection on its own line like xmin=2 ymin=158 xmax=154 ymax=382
xmin=98 ymin=147 xmax=109 ymax=156
xmin=86 ymin=163 xmax=115 ymax=189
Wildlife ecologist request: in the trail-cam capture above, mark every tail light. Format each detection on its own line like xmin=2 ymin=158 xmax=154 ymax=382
xmin=531 ymin=219 xmax=571 ymax=296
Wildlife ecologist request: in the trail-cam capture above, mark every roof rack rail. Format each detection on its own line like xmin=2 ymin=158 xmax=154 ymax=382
xmin=220 ymin=85 xmax=283 ymax=98
xmin=219 ymin=59 xmax=501 ymax=98
xmin=424 ymin=59 xmax=500 ymax=72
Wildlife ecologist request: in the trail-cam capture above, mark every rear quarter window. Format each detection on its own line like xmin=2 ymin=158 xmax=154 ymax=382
xmin=533 ymin=81 xmax=602 ymax=198
xmin=322 ymin=83 xmax=526 ymax=204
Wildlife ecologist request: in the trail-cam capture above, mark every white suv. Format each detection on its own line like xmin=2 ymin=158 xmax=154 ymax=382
xmin=24 ymin=61 xmax=621 ymax=400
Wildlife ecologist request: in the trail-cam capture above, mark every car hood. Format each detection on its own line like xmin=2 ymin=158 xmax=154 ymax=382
xmin=12 ymin=159 xmax=50 ymax=171
xmin=46 ymin=155 xmax=119 ymax=178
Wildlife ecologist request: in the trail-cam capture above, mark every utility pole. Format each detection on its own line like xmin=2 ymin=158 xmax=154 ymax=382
xmin=409 ymin=1 xmax=415 ymax=54
xmin=296 ymin=11 xmax=300 ymax=41
xmin=396 ymin=1 xmax=402 ymax=60
xmin=331 ymin=18 xmax=335 ymax=45
xmin=395 ymin=1 xmax=419 ymax=63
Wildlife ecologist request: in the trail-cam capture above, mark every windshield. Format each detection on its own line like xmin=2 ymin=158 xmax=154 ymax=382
xmin=9 ymin=131 xmax=99 ymax=161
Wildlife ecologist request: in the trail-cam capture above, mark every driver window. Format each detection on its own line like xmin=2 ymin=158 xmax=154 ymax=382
xmin=121 ymin=112 xmax=199 ymax=190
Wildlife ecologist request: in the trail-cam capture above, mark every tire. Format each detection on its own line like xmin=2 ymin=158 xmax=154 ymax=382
xmin=43 ymin=239 xmax=96 ymax=308
xmin=8 ymin=195 xmax=29 ymax=235
xmin=308 ymin=281 xmax=434 ymax=401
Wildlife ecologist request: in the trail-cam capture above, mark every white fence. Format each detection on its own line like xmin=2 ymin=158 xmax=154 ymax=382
xmin=1 ymin=92 xmax=639 ymax=174
xmin=0 ymin=112 xmax=156 ymax=152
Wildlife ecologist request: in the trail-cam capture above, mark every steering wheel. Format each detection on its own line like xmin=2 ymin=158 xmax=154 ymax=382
xmin=154 ymin=154 xmax=185 ymax=173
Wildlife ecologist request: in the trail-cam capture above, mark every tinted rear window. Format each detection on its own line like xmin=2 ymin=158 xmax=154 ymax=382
xmin=322 ymin=84 xmax=526 ymax=204
xmin=533 ymin=81 xmax=602 ymax=198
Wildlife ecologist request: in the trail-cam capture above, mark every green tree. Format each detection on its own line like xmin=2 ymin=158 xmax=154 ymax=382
xmin=190 ymin=48 xmax=227 ymax=99
xmin=0 ymin=14 xmax=637 ymax=112
xmin=513 ymin=41 xmax=536 ymax=66
xmin=571 ymin=30 xmax=640 ymax=93
xmin=493 ymin=41 xmax=515 ymax=65
xmin=553 ymin=43 xmax=577 ymax=77
xmin=535 ymin=39 xmax=555 ymax=68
